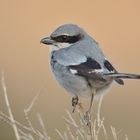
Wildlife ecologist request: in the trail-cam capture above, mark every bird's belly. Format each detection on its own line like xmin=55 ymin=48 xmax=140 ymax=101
xmin=51 ymin=63 xmax=91 ymax=97
xmin=52 ymin=66 xmax=113 ymax=98
xmin=55 ymin=72 xmax=92 ymax=97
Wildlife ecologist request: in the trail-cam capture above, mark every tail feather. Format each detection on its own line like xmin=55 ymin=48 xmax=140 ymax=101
xmin=105 ymin=73 xmax=140 ymax=79
xmin=115 ymin=78 xmax=124 ymax=85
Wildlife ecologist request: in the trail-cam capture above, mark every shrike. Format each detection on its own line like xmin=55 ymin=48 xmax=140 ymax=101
xmin=40 ymin=24 xmax=140 ymax=113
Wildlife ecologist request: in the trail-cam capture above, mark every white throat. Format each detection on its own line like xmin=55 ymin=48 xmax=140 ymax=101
xmin=50 ymin=42 xmax=72 ymax=51
xmin=58 ymin=43 xmax=71 ymax=48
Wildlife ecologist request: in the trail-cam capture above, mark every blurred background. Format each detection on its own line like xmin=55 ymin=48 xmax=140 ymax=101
xmin=0 ymin=0 xmax=140 ymax=139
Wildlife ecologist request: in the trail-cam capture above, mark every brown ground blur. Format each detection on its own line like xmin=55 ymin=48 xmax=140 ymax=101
xmin=0 ymin=0 xmax=140 ymax=139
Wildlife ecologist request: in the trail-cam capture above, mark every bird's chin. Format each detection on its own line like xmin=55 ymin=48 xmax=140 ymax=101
xmin=50 ymin=43 xmax=71 ymax=51
xmin=58 ymin=43 xmax=71 ymax=48
xmin=50 ymin=45 xmax=60 ymax=51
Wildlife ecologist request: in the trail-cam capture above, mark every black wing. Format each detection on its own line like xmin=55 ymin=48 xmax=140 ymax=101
xmin=104 ymin=60 xmax=124 ymax=85
xmin=69 ymin=58 xmax=124 ymax=85
xmin=68 ymin=57 xmax=105 ymax=80
xmin=104 ymin=60 xmax=116 ymax=72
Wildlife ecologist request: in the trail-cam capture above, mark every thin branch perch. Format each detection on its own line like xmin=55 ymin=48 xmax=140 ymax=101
xmin=1 ymin=72 xmax=20 ymax=140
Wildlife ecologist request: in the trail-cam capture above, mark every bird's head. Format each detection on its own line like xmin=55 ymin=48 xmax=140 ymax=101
xmin=40 ymin=24 xmax=86 ymax=50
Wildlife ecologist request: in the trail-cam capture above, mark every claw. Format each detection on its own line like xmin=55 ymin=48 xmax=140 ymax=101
xmin=72 ymin=96 xmax=79 ymax=113
xmin=83 ymin=111 xmax=91 ymax=126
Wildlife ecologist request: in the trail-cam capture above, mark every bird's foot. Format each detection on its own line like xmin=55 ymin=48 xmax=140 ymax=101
xmin=72 ymin=96 xmax=79 ymax=113
xmin=83 ymin=110 xmax=91 ymax=126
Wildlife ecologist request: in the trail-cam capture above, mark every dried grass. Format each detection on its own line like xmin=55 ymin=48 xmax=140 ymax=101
xmin=0 ymin=72 xmax=128 ymax=140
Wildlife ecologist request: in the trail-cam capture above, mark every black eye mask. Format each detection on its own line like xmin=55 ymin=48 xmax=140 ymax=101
xmin=51 ymin=34 xmax=82 ymax=44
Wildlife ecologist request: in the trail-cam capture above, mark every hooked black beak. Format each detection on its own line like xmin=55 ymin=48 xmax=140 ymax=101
xmin=40 ymin=37 xmax=55 ymax=45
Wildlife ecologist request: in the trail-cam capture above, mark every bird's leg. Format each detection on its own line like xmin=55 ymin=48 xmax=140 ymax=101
xmin=72 ymin=96 xmax=79 ymax=113
xmin=83 ymin=89 xmax=95 ymax=126
xmin=88 ymin=92 xmax=94 ymax=113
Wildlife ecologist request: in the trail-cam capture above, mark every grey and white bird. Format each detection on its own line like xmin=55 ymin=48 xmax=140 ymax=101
xmin=40 ymin=24 xmax=140 ymax=113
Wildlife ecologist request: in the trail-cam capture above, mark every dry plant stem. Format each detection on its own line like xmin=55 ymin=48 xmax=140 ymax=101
xmin=24 ymin=110 xmax=45 ymax=140
xmin=24 ymin=104 xmax=48 ymax=139
xmin=23 ymin=87 xmax=49 ymax=140
xmin=111 ymin=126 xmax=118 ymax=140
xmin=64 ymin=110 xmax=85 ymax=139
xmin=0 ymin=111 xmax=46 ymax=139
xmin=1 ymin=72 xmax=21 ymax=140
xmin=0 ymin=111 xmax=30 ymax=132
xmin=57 ymin=95 xmax=128 ymax=140
xmin=97 ymin=96 xmax=103 ymax=126
xmin=125 ymin=135 xmax=128 ymax=140
xmin=55 ymin=129 xmax=65 ymax=139
xmin=0 ymin=73 xmax=50 ymax=140
xmin=96 ymin=96 xmax=108 ymax=139
xmin=24 ymin=88 xmax=42 ymax=114
xmin=66 ymin=124 xmax=75 ymax=140
xmin=37 ymin=113 xmax=50 ymax=139
xmin=24 ymin=109 xmax=46 ymax=140
xmin=93 ymin=119 xmax=97 ymax=140
xmin=0 ymin=73 xmax=129 ymax=140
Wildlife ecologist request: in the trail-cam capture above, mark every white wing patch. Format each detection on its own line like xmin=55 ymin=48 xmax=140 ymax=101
xmin=69 ymin=68 xmax=103 ymax=75
xmin=70 ymin=69 xmax=78 ymax=74
xmin=94 ymin=69 xmax=104 ymax=73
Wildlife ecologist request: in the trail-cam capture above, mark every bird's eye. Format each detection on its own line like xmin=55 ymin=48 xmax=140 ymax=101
xmin=59 ymin=35 xmax=69 ymax=42
xmin=53 ymin=35 xmax=70 ymax=42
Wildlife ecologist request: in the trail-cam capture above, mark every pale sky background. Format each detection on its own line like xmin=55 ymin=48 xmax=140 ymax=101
xmin=0 ymin=0 xmax=140 ymax=139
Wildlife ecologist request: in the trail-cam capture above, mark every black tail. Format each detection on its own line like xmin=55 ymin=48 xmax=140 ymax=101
xmin=104 ymin=73 xmax=140 ymax=85
xmin=105 ymin=73 xmax=140 ymax=79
